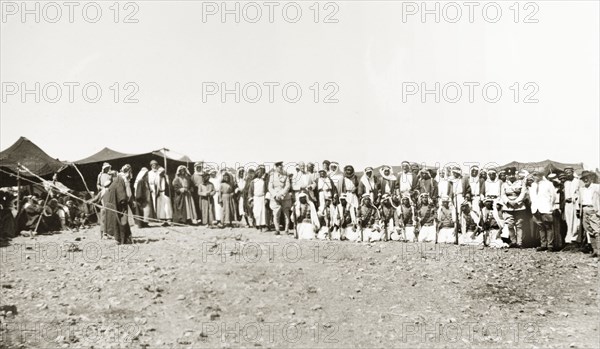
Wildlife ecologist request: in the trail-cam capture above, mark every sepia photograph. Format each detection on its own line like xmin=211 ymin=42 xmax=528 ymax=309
xmin=1 ymin=1 xmax=599 ymax=348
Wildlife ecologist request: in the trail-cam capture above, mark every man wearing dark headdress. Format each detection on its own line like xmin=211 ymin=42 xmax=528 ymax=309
xmin=417 ymin=169 xmax=437 ymax=201
xmin=341 ymin=165 xmax=360 ymax=209
xmin=219 ymin=172 xmax=237 ymax=227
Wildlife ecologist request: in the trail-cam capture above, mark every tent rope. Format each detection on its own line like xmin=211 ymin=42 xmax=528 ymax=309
xmin=0 ymin=167 xmax=200 ymax=237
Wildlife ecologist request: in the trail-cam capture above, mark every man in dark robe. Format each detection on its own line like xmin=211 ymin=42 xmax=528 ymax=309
xmin=134 ymin=168 xmax=155 ymax=228
xmin=172 ymin=165 xmax=198 ymax=224
xmin=104 ymin=168 xmax=132 ymax=244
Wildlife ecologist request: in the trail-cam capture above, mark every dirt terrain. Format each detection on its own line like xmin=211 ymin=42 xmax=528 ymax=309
xmin=1 ymin=224 xmax=598 ymax=348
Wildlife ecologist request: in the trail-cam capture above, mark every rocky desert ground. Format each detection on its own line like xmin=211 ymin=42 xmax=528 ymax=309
xmin=1 ymin=223 xmax=598 ymax=349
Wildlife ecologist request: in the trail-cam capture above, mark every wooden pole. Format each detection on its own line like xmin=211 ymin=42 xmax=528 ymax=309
xmin=16 ymin=165 xmax=21 ymax=213
xmin=162 ymin=148 xmax=168 ymax=173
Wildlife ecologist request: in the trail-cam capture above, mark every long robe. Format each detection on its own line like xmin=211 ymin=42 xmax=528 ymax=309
xmin=156 ymin=175 xmax=173 ymax=220
xmin=104 ymin=176 xmax=132 ymax=244
xmin=250 ymin=178 xmax=267 ymax=226
xmin=220 ymin=182 xmax=237 ymax=224
xmin=172 ymin=175 xmax=198 ymax=224
xmin=198 ymin=182 xmax=215 ymax=225
xmin=134 ymin=171 xmax=155 ymax=227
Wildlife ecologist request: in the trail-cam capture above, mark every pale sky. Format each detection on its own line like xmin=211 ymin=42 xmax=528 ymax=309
xmin=1 ymin=1 xmax=599 ymax=171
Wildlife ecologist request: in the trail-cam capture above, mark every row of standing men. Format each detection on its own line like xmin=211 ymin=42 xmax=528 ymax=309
xmin=94 ymin=160 xmax=599 ymax=256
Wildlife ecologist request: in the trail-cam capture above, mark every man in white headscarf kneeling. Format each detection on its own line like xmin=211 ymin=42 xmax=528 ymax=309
xmin=293 ymin=192 xmax=320 ymax=240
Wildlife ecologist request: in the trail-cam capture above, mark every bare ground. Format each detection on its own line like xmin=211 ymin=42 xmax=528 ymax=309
xmin=1 ymin=224 xmax=598 ymax=349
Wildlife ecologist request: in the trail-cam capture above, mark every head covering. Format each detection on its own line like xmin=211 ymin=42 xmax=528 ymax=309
xmin=441 ymin=196 xmax=450 ymax=202
xmin=518 ymin=169 xmax=529 ymax=178
xmin=344 ymin=165 xmax=355 ymax=177
xmin=134 ymin=167 xmax=148 ymax=185
xmin=194 ymin=162 xmax=202 ymax=167
xmin=298 ymin=192 xmax=308 ymax=199
xmin=177 ymin=165 xmax=190 ymax=176
xmin=483 ymin=196 xmax=495 ymax=203
xmin=150 ymin=160 xmax=159 ymax=166
xmin=564 ymin=167 xmax=574 ymax=172
xmin=102 ymin=162 xmax=111 ymax=170
xmin=379 ymin=166 xmax=397 ymax=181
xmin=120 ymin=164 xmax=131 ymax=173
xmin=296 ymin=161 xmax=305 ymax=168
xmin=318 ymin=169 xmax=327 ymax=174
xmin=451 ymin=167 xmax=462 ymax=175
xmin=365 ymin=167 xmax=373 ymax=172
xmin=381 ymin=193 xmax=391 ymax=202
xmin=487 ymin=168 xmax=497 ymax=174
xmin=274 ymin=161 xmax=283 ymax=167
xmin=581 ymin=170 xmax=596 ymax=180
xmin=339 ymin=193 xmax=347 ymax=201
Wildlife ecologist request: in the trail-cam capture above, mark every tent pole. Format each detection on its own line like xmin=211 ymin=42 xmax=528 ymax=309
xmin=16 ymin=164 xmax=21 ymax=213
xmin=162 ymin=148 xmax=168 ymax=172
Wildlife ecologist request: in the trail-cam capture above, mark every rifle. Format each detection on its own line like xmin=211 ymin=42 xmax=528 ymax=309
xmin=454 ymin=194 xmax=460 ymax=245
xmin=293 ymin=203 xmax=299 ymax=239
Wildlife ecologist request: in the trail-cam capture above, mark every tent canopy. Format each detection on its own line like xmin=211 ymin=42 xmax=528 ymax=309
xmin=0 ymin=137 xmax=67 ymax=187
xmin=60 ymin=147 xmax=195 ymax=192
xmin=75 ymin=147 xmax=134 ymax=164
xmin=499 ymin=159 xmax=584 ymax=175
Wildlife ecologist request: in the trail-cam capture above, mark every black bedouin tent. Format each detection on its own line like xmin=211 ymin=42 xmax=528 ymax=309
xmin=61 ymin=147 xmax=195 ymax=192
xmin=498 ymin=159 xmax=585 ymax=175
xmin=0 ymin=137 xmax=68 ymax=187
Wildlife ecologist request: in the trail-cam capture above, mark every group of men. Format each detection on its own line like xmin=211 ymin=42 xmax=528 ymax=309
xmin=68 ymin=159 xmax=600 ymax=255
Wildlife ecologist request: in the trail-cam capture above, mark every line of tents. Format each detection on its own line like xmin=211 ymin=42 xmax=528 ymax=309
xmin=0 ymin=136 xmax=596 ymax=194
xmin=0 ymin=137 xmax=195 ymax=192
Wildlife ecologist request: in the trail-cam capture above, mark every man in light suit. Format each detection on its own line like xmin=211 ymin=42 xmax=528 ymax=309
xmin=269 ymin=161 xmax=291 ymax=235
xmin=529 ymin=171 xmax=557 ymax=251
